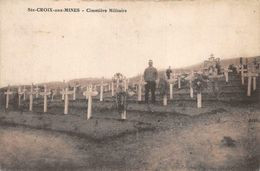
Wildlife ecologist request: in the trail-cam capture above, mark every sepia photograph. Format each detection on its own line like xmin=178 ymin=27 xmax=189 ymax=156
xmin=0 ymin=0 xmax=259 ymax=170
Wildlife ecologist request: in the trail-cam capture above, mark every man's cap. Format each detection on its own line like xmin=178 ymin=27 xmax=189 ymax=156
xmin=149 ymin=60 xmax=153 ymax=62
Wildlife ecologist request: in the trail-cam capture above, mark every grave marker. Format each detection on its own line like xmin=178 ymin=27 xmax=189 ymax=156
xmin=138 ymin=76 xmax=146 ymax=101
xmin=170 ymin=83 xmax=173 ymax=99
xmin=193 ymin=77 xmax=203 ymax=108
xmin=244 ymin=72 xmax=258 ymax=96
xmin=168 ymin=78 xmax=176 ymax=100
xmin=238 ymin=65 xmax=247 ymax=85
xmin=61 ymin=87 xmax=74 ymax=114
xmin=40 ymin=85 xmax=51 ymax=113
xmin=28 ymin=84 xmax=36 ymax=111
xmin=83 ymin=85 xmax=98 ymax=120
xmin=249 ymin=63 xmax=258 ymax=91
xmin=51 ymin=89 xmax=57 ymax=101
xmin=190 ymin=82 xmax=194 ymax=98
xmin=100 ymin=78 xmax=104 ymax=101
xmin=112 ymin=74 xmax=123 ymax=96
xmin=62 ymin=80 xmax=66 ymax=100
xmin=4 ymin=85 xmax=13 ymax=109
xmin=72 ymin=84 xmax=80 ymax=101
xmin=224 ymin=68 xmax=233 ymax=83
xmin=73 ymin=86 xmax=76 ymax=101
xmin=178 ymin=75 xmax=181 ymax=89
xmin=190 ymin=72 xmax=194 ymax=98
xmin=253 ymin=76 xmax=257 ymax=91
xmin=115 ymin=89 xmax=129 ymax=120
xmin=185 ymin=71 xmax=195 ymax=98
xmin=18 ymin=86 xmax=25 ymax=107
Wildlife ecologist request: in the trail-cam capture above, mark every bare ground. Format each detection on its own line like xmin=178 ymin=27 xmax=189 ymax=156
xmin=0 ymin=101 xmax=259 ymax=171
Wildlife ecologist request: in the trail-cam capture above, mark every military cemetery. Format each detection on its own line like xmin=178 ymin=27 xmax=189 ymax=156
xmin=1 ymin=56 xmax=259 ymax=127
xmin=0 ymin=1 xmax=259 ymax=170
xmin=0 ymin=57 xmax=259 ymax=123
xmin=1 ymin=57 xmax=259 ymax=170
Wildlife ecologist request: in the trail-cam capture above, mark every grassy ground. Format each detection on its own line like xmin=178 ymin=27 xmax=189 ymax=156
xmin=0 ymin=101 xmax=259 ymax=171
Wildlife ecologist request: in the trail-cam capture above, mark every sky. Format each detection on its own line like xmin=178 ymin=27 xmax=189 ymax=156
xmin=0 ymin=0 xmax=260 ymax=87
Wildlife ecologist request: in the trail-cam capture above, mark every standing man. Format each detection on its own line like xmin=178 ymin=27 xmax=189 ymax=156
xmin=144 ymin=60 xmax=158 ymax=104
xmin=166 ymin=66 xmax=173 ymax=80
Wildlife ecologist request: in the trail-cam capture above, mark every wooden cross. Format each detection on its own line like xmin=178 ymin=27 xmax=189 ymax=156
xmin=252 ymin=74 xmax=258 ymax=91
xmin=61 ymin=87 xmax=74 ymax=114
xmin=116 ymin=90 xmax=130 ymax=120
xmin=178 ymin=75 xmax=181 ymax=89
xmin=73 ymin=86 xmax=77 ymax=101
xmin=194 ymin=77 xmax=203 ymax=108
xmin=18 ymin=86 xmax=25 ymax=107
xmin=138 ymin=76 xmax=146 ymax=101
xmin=18 ymin=87 xmax=22 ymax=107
xmin=237 ymin=65 xmax=247 ymax=85
xmin=247 ymin=63 xmax=258 ymax=91
xmin=83 ymin=85 xmax=98 ymax=120
xmin=28 ymin=84 xmax=36 ymax=111
xmin=169 ymin=83 xmax=173 ymax=100
xmin=72 ymin=84 xmax=80 ymax=101
xmin=99 ymin=78 xmax=104 ymax=102
xmin=39 ymin=85 xmax=51 ymax=113
xmin=185 ymin=71 xmax=195 ymax=98
xmin=51 ymin=89 xmax=57 ymax=101
xmin=244 ymin=72 xmax=258 ymax=96
xmin=61 ymin=80 xmax=66 ymax=100
xmin=251 ymin=60 xmax=260 ymax=73
xmin=4 ymin=85 xmax=13 ymax=109
xmin=223 ymin=68 xmax=233 ymax=83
